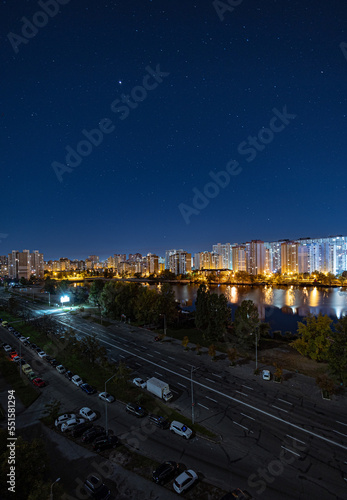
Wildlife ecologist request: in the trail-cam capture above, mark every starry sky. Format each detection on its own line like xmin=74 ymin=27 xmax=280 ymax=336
xmin=1 ymin=0 xmax=347 ymax=260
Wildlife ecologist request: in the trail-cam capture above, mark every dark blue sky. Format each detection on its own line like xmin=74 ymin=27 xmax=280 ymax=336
xmin=1 ymin=0 xmax=347 ymax=260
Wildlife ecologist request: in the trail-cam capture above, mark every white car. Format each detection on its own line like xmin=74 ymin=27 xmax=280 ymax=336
xmin=262 ymin=369 xmax=271 ymax=381
xmin=170 ymin=421 xmax=193 ymax=440
xmin=71 ymin=375 xmax=83 ymax=386
xmin=61 ymin=418 xmax=85 ymax=432
xmin=133 ymin=377 xmax=147 ymax=389
xmin=79 ymin=407 xmax=97 ymax=421
xmin=55 ymin=413 xmax=76 ymax=427
xmin=19 ymin=336 xmax=29 ymax=343
xmin=37 ymin=351 xmax=47 ymax=358
xmin=173 ymin=469 xmax=198 ymax=494
xmin=3 ymin=345 xmax=12 ymax=352
xmin=98 ymin=392 xmax=115 ymax=403
xmin=56 ymin=365 xmax=66 ymax=374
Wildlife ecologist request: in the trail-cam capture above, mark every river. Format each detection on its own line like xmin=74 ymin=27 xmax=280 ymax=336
xmin=167 ymin=284 xmax=347 ymax=333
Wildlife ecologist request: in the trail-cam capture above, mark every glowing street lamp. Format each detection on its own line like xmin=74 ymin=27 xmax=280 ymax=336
xmin=60 ymin=295 xmax=70 ymax=307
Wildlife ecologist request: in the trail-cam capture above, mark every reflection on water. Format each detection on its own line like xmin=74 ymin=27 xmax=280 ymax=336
xmin=166 ymin=284 xmax=347 ymax=332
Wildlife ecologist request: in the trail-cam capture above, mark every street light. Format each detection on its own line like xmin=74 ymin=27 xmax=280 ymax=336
xmin=50 ymin=477 xmax=60 ymax=500
xmin=190 ymin=366 xmax=200 ymax=424
xmin=104 ymin=373 xmax=117 ymax=435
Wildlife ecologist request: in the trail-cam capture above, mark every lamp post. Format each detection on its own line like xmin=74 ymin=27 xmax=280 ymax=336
xmin=190 ymin=366 xmax=199 ymax=424
xmin=104 ymin=373 xmax=117 ymax=435
xmin=50 ymin=477 xmax=60 ymax=500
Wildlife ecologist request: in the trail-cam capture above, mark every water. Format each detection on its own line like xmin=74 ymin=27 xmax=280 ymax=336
xmin=168 ymin=284 xmax=347 ymax=333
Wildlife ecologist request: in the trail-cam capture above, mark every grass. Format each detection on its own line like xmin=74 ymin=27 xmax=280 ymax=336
xmin=0 ymin=353 xmax=39 ymax=407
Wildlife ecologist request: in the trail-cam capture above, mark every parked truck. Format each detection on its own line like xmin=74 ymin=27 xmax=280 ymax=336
xmin=146 ymin=377 xmax=173 ymax=402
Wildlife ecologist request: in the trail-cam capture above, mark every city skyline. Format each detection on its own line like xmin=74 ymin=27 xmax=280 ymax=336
xmin=2 ymin=1 xmax=346 ymax=260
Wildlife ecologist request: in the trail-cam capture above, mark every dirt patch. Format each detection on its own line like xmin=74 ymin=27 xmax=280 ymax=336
xmin=259 ymin=345 xmax=328 ymax=377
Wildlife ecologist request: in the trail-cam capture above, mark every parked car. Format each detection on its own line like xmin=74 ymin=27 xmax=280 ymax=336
xmin=9 ymin=351 xmax=18 ymax=359
xmin=92 ymin=435 xmax=118 ymax=452
xmin=50 ymin=359 xmax=59 ymax=367
xmin=79 ymin=407 xmax=97 ymax=421
xmin=173 ymin=469 xmax=198 ymax=494
xmin=148 ymin=414 xmax=170 ymax=429
xmin=81 ymin=426 xmax=106 ymax=443
xmin=61 ymin=418 xmax=85 ymax=432
xmin=262 ymin=369 xmax=271 ymax=381
xmin=3 ymin=345 xmax=12 ymax=352
xmin=81 ymin=383 xmax=96 ymax=395
xmin=83 ymin=474 xmax=110 ymax=500
xmin=152 ymin=461 xmax=179 ymax=484
xmin=12 ymin=356 xmax=22 ymax=363
xmin=71 ymin=422 xmax=93 ymax=438
xmin=37 ymin=351 xmax=47 ymax=359
xmin=98 ymin=392 xmax=115 ymax=403
xmin=65 ymin=370 xmax=74 ymax=380
xmin=55 ymin=413 xmax=76 ymax=427
xmin=27 ymin=372 xmax=37 ymax=381
xmin=32 ymin=377 xmax=46 ymax=388
xmin=125 ymin=403 xmax=146 ymax=418
xmin=72 ymin=375 xmax=83 ymax=386
xmin=170 ymin=421 xmax=193 ymax=439
xmin=56 ymin=364 xmax=66 ymax=374
xmin=133 ymin=377 xmax=147 ymax=389
xmin=45 ymin=355 xmax=53 ymax=363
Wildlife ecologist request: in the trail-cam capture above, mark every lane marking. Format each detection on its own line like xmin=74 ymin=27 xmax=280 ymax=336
xmin=286 ymin=435 xmax=306 ymax=445
xmin=233 ymin=421 xmax=250 ymax=431
xmin=241 ymin=413 xmax=255 ymax=420
xmin=155 ymin=372 xmax=164 ymax=377
xmin=171 ymin=389 xmax=179 ymax=394
xmin=197 ymin=403 xmax=209 ymax=410
xmin=281 ymin=446 xmax=301 ymax=457
xmin=333 ymin=430 xmax=347 ymax=438
xmin=206 ymin=396 xmax=218 ymax=403
xmin=235 ymin=390 xmax=248 ymax=397
xmin=168 ymin=356 xmax=175 ymax=360
xmin=180 ymin=368 xmax=189 ymax=372
xmin=336 ymin=421 xmax=347 ymax=427
xmin=177 ymin=382 xmax=187 ymax=389
xmin=140 ymin=345 xmax=148 ymax=350
xmin=242 ymin=385 xmax=254 ymax=390
xmin=206 ymin=378 xmax=215 ymax=384
xmin=272 ymin=405 xmax=288 ymax=413
xmin=154 ymin=351 xmax=161 ymax=354
xmin=212 ymin=373 xmax=222 ymax=378
xmin=161 ymin=359 xmax=168 ymax=363
xmin=147 ymin=354 xmax=154 ymax=357
xmin=278 ymin=398 xmax=293 ymax=406
xmin=54 ymin=318 xmax=347 ymax=452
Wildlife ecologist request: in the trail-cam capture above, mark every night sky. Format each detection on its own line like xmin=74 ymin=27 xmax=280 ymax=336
xmin=1 ymin=0 xmax=347 ymax=260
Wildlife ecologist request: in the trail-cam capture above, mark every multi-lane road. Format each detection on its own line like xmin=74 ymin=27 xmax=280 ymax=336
xmin=2 ymin=294 xmax=347 ymax=499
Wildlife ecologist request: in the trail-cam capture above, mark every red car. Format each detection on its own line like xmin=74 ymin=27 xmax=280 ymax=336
xmin=9 ymin=351 xmax=18 ymax=359
xmin=32 ymin=377 xmax=45 ymax=388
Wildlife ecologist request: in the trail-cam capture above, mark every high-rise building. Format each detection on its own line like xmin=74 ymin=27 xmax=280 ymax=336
xmin=248 ymin=240 xmax=265 ymax=275
xmin=169 ymin=250 xmax=191 ymax=275
xmin=232 ymin=245 xmax=246 ymax=272
xmin=281 ymin=242 xmax=299 ymax=274
xmin=212 ymin=243 xmax=232 ymax=269
xmin=146 ymin=253 xmax=159 ymax=274
xmin=8 ymin=249 xmax=44 ymax=280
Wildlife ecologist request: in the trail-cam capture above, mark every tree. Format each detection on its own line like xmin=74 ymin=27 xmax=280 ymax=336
xmin=290 ymin=313 xmax=333 ymax=361
xmin=156 ymin=283 xmax=177 ymax=325
xmin=203 ymin=293 xmax=230 ymax=344
xmin=195 ymin=284 xmax=210 ymax=331
xmin=233 ymin=300 xmax=260 ymax=349
xmin=80 ymin=333 xmax=107 ymax=367
xmin=182 ymin=336 xmax=189 ymax=350
xmin=135 ymin=287 xmax=159 ymax=324
xmin=208 ymin=344 xmax=216 ymax=361
xmin=227 ymin=348 xmax=237 ymax=365
xmin=43 ymin=276 xmax=56 ymax=294
xmin=327 ymin=316 xmax=347 ymax=384
xmin=316 ymin=374 xmax=335 ymax=395
xmin=195 ymin=343 xmax=201 ymax=355
xmin=88 ymin=280 xmax=105 ymax=308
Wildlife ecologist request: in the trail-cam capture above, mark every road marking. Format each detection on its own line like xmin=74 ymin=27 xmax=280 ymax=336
xmin=119 ymin=354 xmax=125 ymax=358
xmin=118 ymin=337 xmax=126 ymax=341
xmin=54 ymin=318 xmax=347 ymax=452
xmin=140 ymin=345 xmax=148 ymax=350
xmin=286 ymin=435 xmax=306 ymax=445
xmin=161 ymin=359 xmax=168 ymax=363
xmin=233 ymin=421 xmax=251 ymax=432
xmin=336 ymin=421 xmax=347 ymax=427
xmin=133 ymin=347 xmax=139 ymax=351
xmin=242 ymin=385 xmax=254 ymax=390
xmin=281 ymin=446 xmax=301 ymax=457
xmin=333 ymin=430 xmax=347 ymax=438
xmin=155 ymin=372 xmax=164 ymax=377
xmin=168 ymin=356 xmax=175 ymax=360
xmin=212 ymin=373 xmax=222 ymax=378
xmin=278 ymin=398 xmax=293 ymax=405
xmin=241 ymin=413 xmax=255 ymax=420
xmin=177 ymin=382 xmax=187 ymax=389
xmin=272 ymin=405 xmax=288 ymax=413
xmin=135 ymin=362 xmax=141 ymax=366
xmin=171 ymin=389 xmax=179 ymax=394
xmin=197 ymin=403 xmax=209 ymax=410
xmin=235 ymin=390 xmax=248 ymax=397
xmin=206 ymin=378 xmax=215 ymax=384
xmin=147 ymin=354 xmax=154 ymax=357
xmin=206 ymin=396 xmax=218 ymax=403
xmin=180 ymin=367 xmax=189 ymax=372
xmin=154 ymin=350 xmax=161 ymax=354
